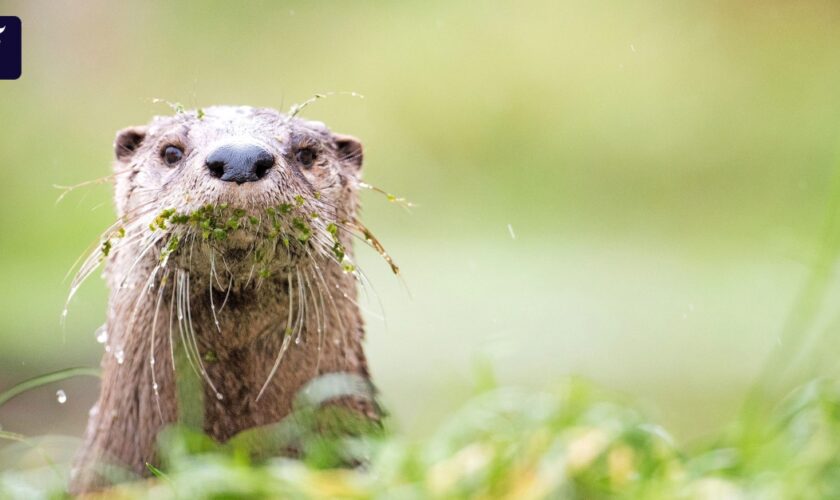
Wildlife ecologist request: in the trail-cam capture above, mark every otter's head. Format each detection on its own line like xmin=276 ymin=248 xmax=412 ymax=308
xmin=110 ymin=105 xmax=364 ymax=283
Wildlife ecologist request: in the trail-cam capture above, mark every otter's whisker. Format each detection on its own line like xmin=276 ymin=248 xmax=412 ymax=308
xmin=63 ymin=220 xmax=148 ymax=321
xmin=332 ymin=270 xmax=386 ymax=324
xmin=53 ymin=174 xmax=119 ymax=205
xmin=312 ymin=262 xmax=348 ymax=345
xmin=303 ymin=266 xmax=325 ymax=375
xmin=289 ymin=271 xmax=304 ymax=346
xmin=64 ymin=216 xmax=150 ymax=315
xmin=150 ymin=267 xmax=170 ymax=422
xmin=217 ymin=274 xmax=234 ymax=314
xmin=63 ymin=216 xmax=127 ymax=284
xmin=305 ymin=266 xmax=323 ymax=344
xmin=118 ymin=231 xmax=168 ymax=290
xmin=185 ymin=272 xmax=223 ymax=400
xmin=256 ymin=332 xmax=292 ymax=403
xmin=218 ymin=253 xmax=233 ymax=283
xmin=178 ymin=274 xmax=209 ymax=393
xmin=294 ymin=268 xmax=306 ymax=345
xmin=209 ymin=251 xmax=222 ymax=333
xmin=64 ymin=255 xmax=106 ymax=322
xmin=349 ymin=262 xmax=388 ymax=327
xmin=175 ymin=270 xmax=200 ymax=378
xmin=209 ymin=249 xmax=224 ymax=290
xmin=124 ymin=263 xmax=164 ymax=343
xmin=168 ymin=272 xmax=177 ymax=375
xmin=255 ymin=273 xmax=296 ymax=402
xmin=244 ymin=263 xmax=256 ymax=290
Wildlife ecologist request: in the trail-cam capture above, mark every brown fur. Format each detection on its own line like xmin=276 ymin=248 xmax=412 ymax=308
xmin=69 ymin=106 xmax=378 ymax=493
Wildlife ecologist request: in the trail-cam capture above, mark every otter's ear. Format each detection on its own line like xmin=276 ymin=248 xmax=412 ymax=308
xmin=114 ymin=126 xmax=147 ymax=162
xmin=334 ymin=134 xmax=363 ymax=170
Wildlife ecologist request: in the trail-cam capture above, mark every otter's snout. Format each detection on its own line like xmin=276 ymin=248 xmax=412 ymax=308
xmin=205 ymin=144 xmax=274 ymax=184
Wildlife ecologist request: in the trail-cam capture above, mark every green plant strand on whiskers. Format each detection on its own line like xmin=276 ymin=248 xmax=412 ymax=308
xmin=138 ymin=203 xmax=395 ymax=277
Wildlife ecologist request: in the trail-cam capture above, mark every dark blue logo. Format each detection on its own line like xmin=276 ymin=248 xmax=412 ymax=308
xmin=0 ymin=16 xmax=21 ymax=80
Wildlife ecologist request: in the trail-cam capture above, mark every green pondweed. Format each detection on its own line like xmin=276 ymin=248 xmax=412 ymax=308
xmin=136 ymin=201 xmax=393 ymax=278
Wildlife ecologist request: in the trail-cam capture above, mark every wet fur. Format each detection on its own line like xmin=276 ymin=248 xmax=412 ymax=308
xmin=69 ymin=106 xmax=378 ymax=493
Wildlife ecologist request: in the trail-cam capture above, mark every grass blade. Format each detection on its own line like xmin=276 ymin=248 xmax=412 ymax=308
xmin=0 ymin=366 xmax=100 ymax=408
xmin=0 ymin=430 xmax=26 ymax=443
xmin=145 ymin=462 xmax=168 ymax=480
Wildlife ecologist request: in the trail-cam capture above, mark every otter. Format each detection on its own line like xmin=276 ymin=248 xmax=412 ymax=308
xmin=68 ymin=105 xmax=385 ymax=493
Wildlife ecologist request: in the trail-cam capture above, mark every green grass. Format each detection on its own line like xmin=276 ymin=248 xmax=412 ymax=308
xmin=3 ymin=373 xmax=840 ymax=498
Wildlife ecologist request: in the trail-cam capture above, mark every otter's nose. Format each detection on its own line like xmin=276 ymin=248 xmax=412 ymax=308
xmin=206 ymin=144 xmax=274 ymax=184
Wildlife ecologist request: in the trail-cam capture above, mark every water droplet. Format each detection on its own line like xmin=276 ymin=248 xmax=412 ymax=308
xmin=61 ymin=309 xmax=68 ymax=318
xmin=215 ymin=393 xmax=224 ymax=400
xmin=295 ymin=336 xmax=302 ymax=345
xmin=115 ymin=349 xmax=125 ymax=364
xmin=56 ymin=390 xmax=67 ymax=404
xmin=152 ymin=383 xmax=159 ymax=391
xmin=95 ymin=325 xmax=108 ymax=344
xmin=150 ymin=357 xmax=156 ymax=366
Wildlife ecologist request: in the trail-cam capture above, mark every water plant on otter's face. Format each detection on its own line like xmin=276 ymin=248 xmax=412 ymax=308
xmin=65 ymin=105 xmax=403 ymax=494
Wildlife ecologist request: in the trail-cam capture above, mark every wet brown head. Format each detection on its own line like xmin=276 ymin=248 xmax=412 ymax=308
xmin=113 ymin=105 xmax=364 ymax=278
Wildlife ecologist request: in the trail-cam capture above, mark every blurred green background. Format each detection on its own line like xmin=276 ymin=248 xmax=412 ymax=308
xmin=2 ymin=0 xmax=840 ymax=446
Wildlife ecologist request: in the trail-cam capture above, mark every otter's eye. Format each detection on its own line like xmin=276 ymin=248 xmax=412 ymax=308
xmin=295 ymin=148 xmax=317 ymax=169
xmin=162 ymin=145 xmax=184 ymax=166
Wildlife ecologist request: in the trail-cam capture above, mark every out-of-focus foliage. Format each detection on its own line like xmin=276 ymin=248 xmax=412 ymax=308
xmin=4 ymin=376 xmax=840 ymax=499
